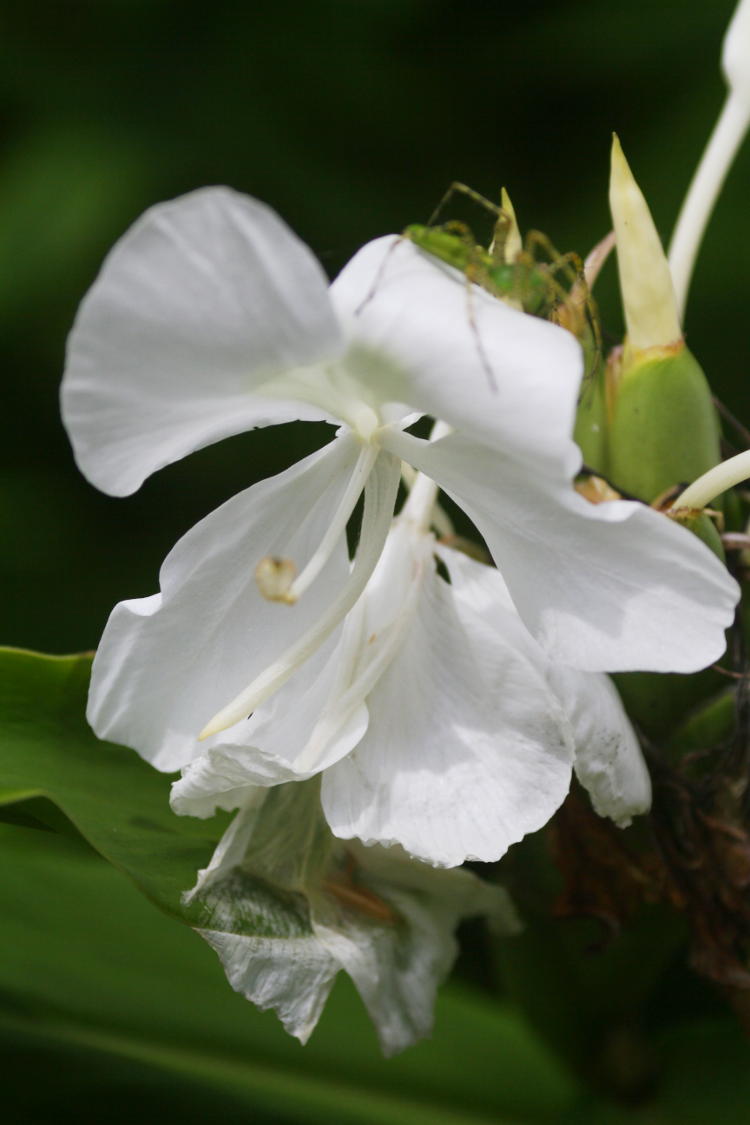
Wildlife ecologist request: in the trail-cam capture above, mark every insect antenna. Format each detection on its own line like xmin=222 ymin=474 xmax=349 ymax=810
xmin=426 ymin=181 xmax=502 ymax=228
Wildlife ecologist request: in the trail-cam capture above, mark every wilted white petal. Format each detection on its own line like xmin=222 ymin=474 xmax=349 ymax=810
xmin=384 ymin=428 xmax=738 ymax=673
xmin=312 ymin=843 xmax=517 ymax=1056
xmin=196 ymin=926 xmax=339 ymax=1044
xmin=88 ymin=435 xmax=359 ymax=771
xmin=190 ymin=785 xmax=515 ymax=1054
xmin=322 ymin=541 xmax=573 ymax=866
xmin=62 ymin=187 xmax=344 ymax=496
xmin=549 ymin=666 xmax=651 ymax=827
xmin=186 ymin=791 xmax=267 ymax=893
xmin=190 ymin=788 xmax=339 ymax=1044
xmin=346 ymin=840 xmax=519 ymax=933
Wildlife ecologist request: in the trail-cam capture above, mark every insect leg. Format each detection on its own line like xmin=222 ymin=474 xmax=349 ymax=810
xmin=427 ymin=181 xmax=502 ymax=227
xmin=464 ymin=262 xmax=499 ymax=393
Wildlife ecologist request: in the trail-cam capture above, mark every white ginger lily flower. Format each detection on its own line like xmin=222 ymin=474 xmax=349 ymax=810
xmin=171 ymin=468 xmax=651 ymax=865
xmin=61 ymin=187 xmax=736 ymax=864
xmin=185 ymin=778 xmax=519 ymax=1055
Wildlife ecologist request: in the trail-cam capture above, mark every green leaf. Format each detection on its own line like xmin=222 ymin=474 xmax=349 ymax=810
xmin=0 ymin=646 xmax=226 ymax=924
xmin=0 ymin=645 xmax=586 ymax=1120
xmin=0 ymin=822 xmax=581 ymax=1125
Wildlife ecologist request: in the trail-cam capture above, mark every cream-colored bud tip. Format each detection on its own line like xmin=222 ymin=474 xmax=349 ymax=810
xmin=499 ymin=187 xmax=522 ymax=263
xmin=609 ymin=134 xmax=682 ymax=354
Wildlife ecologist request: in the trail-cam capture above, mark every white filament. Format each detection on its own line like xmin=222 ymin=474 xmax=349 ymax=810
xmin=283 ymin=442 xmax=379 ymax=603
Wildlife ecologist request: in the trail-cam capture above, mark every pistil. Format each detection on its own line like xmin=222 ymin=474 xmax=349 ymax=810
xmin=670 ymin=449 xmax=750 ymax=513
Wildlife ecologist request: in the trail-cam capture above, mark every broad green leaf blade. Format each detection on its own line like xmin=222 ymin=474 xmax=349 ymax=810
xmin=0 ymin=645 xmax=585 ymax=1118
xmin=0 ymin=646 xmax=225 ymax=922
xmin=0 ymin=823 xmax=581 ymax=1125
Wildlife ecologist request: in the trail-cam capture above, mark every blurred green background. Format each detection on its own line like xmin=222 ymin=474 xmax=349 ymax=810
xmin=3 ymin=2 xmax=750 ymax=1121
xmin=3 ymin=0 xmax=748 ymax=654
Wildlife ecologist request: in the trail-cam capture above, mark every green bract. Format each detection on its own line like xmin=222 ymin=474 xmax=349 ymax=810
xmin=608 ymin=345 xmax=721 ymax=504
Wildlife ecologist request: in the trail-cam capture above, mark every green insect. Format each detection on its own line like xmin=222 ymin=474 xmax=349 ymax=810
xmin=403 ymin=182 xmax=602 ymax=384
xmin=404 ymin=221 xmax=555 ymax=314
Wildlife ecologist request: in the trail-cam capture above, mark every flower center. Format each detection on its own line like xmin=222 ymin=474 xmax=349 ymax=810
xmin=257 ymin=362 xmax=384 ymax=441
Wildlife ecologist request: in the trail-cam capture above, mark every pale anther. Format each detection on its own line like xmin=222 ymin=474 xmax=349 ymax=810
xmin=255 ymin=556 xmax=297 ymax=603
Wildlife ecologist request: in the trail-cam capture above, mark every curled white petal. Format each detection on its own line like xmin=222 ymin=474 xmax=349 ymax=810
xmin=550 ymin=667 xmax=651 ymax=827
xmin=62 ymin=187 xmax=344 ymax=496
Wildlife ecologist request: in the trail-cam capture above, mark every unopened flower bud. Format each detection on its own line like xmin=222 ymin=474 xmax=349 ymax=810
xmin=497 ymin=187 xmax=522 ymax=264
xmin=606 ymin=137 xmax=721 ymax=503
xmin=609 ymin=135 xmax=681 ymax=362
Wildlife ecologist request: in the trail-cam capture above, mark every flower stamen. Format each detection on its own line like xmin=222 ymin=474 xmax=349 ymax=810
xmin=293 ymin=534 xmax=429 ymax=773
xmin=282 ymin=442 xmax=380 ymax=604
xmin=198 ymin=451 xmax=401 ymax=740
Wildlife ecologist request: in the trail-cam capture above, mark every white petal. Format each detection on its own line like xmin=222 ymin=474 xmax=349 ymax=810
xmin=62 ymin=187 xmax=344 ymax=496
xmin=88 ymin=435 xmax=358 ymax=771
xmin=171 ymin=747 xmax=281 ymax=818
xmin=195 ymin=926 xmax=339 ymax=1044
xmin=170 ymin=657 xmax=370 ymax=815
xmin=550 ymin=666 xmax=651 ymax=826
xmin=385 ymin=428 xmax=739 ymax=673
xmin=322 ymin=544 xmax=573 ymax=866
xmin=184 ymin=790 xmax=267 ymax=892
xmin=442 ymin=547 xmax=650 ymax=825
xmin=333 ymin=236 xmax=583 ymax=477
